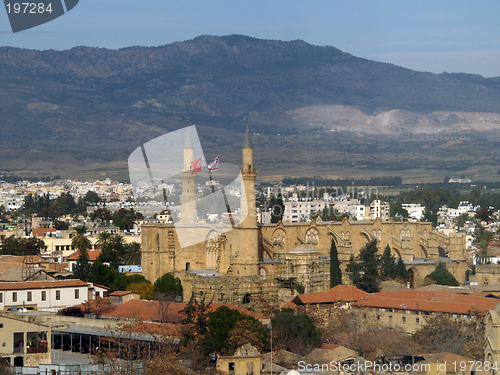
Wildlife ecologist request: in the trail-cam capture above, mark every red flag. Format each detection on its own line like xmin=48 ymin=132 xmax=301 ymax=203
xmin=191 ymin=156 xmax=202 ymax=174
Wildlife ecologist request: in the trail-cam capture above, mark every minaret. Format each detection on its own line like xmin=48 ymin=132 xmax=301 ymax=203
xmin=233 ymin=124 xmax=259 ymax=276
xmin=180 ymin=127 xmax=197 ymax=223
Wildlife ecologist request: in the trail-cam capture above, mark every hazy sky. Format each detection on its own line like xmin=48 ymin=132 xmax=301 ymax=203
xmin=1 ymin=0 xmax=499 ymax=77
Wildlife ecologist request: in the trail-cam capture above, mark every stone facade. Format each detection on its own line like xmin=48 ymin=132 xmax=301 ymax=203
xmin=141 ymin=128 xmax=468 ymax=303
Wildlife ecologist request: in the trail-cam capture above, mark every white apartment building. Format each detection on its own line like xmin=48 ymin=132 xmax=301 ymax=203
xmin=0 ymin=193 xmax=24 ymax=211
xmin=283 ymin=199 xmax=329 ymax=223
xmin=354 ymin=200 xmax=390 ymax=221
xmin=402 ymin=203 xmax=426 ymax=221
xmin=0 ymin=279 xmax=89 ymax=312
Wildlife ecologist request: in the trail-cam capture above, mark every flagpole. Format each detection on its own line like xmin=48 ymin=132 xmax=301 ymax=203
xmin=208 ymin=169 xmax=215 ymax=194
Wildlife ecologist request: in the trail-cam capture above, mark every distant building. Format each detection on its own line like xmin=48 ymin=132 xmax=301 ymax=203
xmin=402 ymin=203 xmax=425 ymax=221
xmin=0 ymin=279 xmax=89 ymax=312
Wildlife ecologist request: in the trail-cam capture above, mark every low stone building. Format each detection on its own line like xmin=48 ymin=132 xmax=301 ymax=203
xmin=0 ymin=315 xmax=52 ymax=367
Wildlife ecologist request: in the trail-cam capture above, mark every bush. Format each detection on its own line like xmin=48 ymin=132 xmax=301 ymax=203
xmin=425 ymin=263 xmax=459 ymax=286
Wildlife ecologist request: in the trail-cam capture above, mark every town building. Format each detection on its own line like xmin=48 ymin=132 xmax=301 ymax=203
xmin=0 ymin=280 xmax=89 ymax=312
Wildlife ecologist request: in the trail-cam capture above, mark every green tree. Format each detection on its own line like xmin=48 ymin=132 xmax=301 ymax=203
xmin=113 ymin=208 xmax=141 ymax=231
xmin=379 ymin=245 xmax=397 ymax=281
xmin=424 ymin=263 xmax=459 ymax=286
xmin=474 ymin=240 xmax=490 ymax=265
xmin=329 ymin=238 xmax=342 ymax=288
xmin=51 ymin=192 xmax=77 ymax=216
xmin=269 ymin=195 xmax=284 ymax=223
xmin=0 ymin=236 xmax=46 ymax=255
xmin=90 ymin=208 xmax=113 ymax=222
xmin=455 ymin=213 xmax=470 ymax=229
xmin=124 ymin=242 xmax=141 ymax=265
xmin=390 ymin=203 xmax=409 ymax=221
xmin=95 ymin=230 xmax=113 ymax=251
xmin=346 ymin=255 xmax=361 ymax=285
xmin=87 ymin=261 xmax=128 ymax=293
xmin=180 ymin=296 xmax=211 ymax=348
xmin=72 ymin=225 xmax=91 ymax=281
xmin=476 ymin=206 xmax=495 ymax=222
xmin=395 ymin=257 xmax=410 ymax=283
xmin=153 ymin=273 xmax=183 ymax=301
xmin=98 ymin=233 xmax=126 ymax=269
xmin=271 ymin=308 xmax=321 ymax=355
xmin=205 ymin=306 xmax=268 ymax=355
xmin=355 ymin=240 xmax=380 ymax=293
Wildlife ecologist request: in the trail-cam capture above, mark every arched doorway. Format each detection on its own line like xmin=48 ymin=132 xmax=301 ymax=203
xmin=13 ymin=357 xmax=23 ymax=367
xmin=243 ymin=293 xmax=251 ymax=304
xmin=408 ymin=268 xmax=416 ymax=287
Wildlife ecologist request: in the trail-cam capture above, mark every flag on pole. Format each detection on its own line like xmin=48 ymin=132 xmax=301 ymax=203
xmin=191 ymin=156 xmax=202 ymax=175
xmin=208 ymin=155 xmax=220 ymax=171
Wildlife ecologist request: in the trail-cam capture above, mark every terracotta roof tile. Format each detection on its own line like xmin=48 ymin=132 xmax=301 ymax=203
xmin=100 ymin=300 xmax=267 ymax=322
xmin=109 ymin=291 xmax=138 ymax=296
xmin=66 ymin=249 xmax=101 ymax=261
xmin=353 ymin=290 xmax=499 ymax=315
xmin=31 ymin=228 xmax=56 ymax=237
xmin=282 ymin=285 xmax=368 ymax=308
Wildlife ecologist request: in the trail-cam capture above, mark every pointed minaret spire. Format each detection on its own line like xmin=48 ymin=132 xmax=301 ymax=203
xmin=184 ymin=126 xmax=193 ymax=149
xmin=243 ymin=120 xmax=252 ymax=149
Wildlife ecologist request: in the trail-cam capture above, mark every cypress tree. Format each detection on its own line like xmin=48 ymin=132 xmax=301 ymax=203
xmin=396 ymin=257 xmax=410 ymax=283
xmin=329 ymin=238 xmax=342 ymax=288
xmin=356 ymin=240 xmax=380 ymax=293
xmin=380 ymin=245 xmax=397 ymax=280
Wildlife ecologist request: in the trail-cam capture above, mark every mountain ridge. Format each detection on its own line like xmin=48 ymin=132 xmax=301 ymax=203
xmin=0 ymin=35 xmax=499 ymax=179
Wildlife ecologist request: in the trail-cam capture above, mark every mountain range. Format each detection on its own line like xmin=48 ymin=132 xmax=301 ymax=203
xmin=0 ymin=35 xmax=499 ymax=181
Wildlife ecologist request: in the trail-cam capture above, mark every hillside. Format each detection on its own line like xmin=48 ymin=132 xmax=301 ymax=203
xmin=0 ymin=35 xmax=499 ymax=180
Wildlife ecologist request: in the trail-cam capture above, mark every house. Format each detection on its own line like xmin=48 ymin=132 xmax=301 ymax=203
xmin=87 ymin=282 xmax=110 ymax=299
xmin=66 ymin=249 xmax=102 ymax=272
xmin=282 ymin=285 xmax=368 ymax=309
xmin=216 ymin=343 xmax=262 ymax=375
xmin=109 ymin=290 xmax=140 ymax=304
xmin=0 ymin=314 xmax=52 ymax=367
xmin=0 ymin=280 xmax=89 ymax=312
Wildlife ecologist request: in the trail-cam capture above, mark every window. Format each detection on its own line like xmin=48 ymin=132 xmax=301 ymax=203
xmin=27 ymin=292 xmax=32 ymax=302
xmin=416 ymin=317 xmax=420 ymax=324
xmin=75 ymin=289 xmax=79 ymax=299
xmin=56 ymin=290 xmax=60 ymax=300
xmin=41 ymin=291 xmax=46 ymax=301
xmin=12 ymin=292 xmax=17 ymax=303
xmin=0 ymin=293 xmax=2 ymax=303
xmin=402 ymin=316 xmax=406 ymax=323
xmin=389 ymin=315 xmax=393 ymax=322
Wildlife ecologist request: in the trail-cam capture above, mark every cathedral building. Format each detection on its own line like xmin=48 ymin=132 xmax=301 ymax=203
xmin=141 ymin=128 xmax=467 ymax=305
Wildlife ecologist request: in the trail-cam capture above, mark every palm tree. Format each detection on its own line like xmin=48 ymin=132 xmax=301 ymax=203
xmin=71 ymin=225 xmax=91 ymax=253
xmin=71 ymin=225 xmax=91 ymax=280
xmin=474 ymin=239 xmax=490 ymax=265
xmin=111 ymin=234 xmax=127 ymax=256
xmin=124 ymin=242 xmax=141 ymax=265
xmin=95 ymin=230 xmax=112 ymax=251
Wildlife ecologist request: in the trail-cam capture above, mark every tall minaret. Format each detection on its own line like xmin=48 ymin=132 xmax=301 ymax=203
xmin=180 ymin=128 xmax=197 ymax=223
xmin=233 ymin=124 xmax=259 ymax=276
